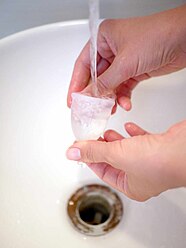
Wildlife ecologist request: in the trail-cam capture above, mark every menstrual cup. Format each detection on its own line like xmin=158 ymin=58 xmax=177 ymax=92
xmin=71 ymin=92 xmax=115 ymax=141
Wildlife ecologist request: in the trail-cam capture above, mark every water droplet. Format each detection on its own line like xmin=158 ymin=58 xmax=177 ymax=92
xmin=77 ymin=161 xmax=86 ymax=168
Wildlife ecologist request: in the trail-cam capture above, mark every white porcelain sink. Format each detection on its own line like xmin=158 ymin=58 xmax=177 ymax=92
xmin=0 ymin=20 xmax=186 ymax=248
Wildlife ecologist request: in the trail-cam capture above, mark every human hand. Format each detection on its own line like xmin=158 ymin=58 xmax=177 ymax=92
xmin=67 ymin=4 xmax=186 ymax=111
xmin=66 ymin=120 xmax=186 ymax=201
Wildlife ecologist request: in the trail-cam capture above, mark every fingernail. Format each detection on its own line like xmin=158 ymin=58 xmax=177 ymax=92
xmin=125 ymin=122 xmax=132 ymax=128
xmin=123 ymin=101 xmax=131 ymax=111
xmin=66 ymin=148 xmax=81 ymax=161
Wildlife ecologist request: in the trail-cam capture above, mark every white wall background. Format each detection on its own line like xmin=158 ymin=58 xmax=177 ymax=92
xmin=0 ymin=0 xmax=186 ymax=39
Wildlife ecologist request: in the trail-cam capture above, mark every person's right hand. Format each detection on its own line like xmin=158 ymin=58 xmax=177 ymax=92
xmin=67 ymin=4 xmax=186 ymax=110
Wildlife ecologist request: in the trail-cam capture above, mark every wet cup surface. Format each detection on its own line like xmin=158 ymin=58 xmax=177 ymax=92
xmin=71 ymin=92 xmax=115 ymax=140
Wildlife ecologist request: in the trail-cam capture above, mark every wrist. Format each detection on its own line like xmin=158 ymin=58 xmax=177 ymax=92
xmin=163 ymin=121 xmax=186 ymax=189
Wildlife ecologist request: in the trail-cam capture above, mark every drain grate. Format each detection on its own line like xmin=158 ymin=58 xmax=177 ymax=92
xmin=67 ymin=184 xmax=123 ymax=236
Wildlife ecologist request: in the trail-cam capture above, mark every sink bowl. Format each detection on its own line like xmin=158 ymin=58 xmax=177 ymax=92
xmin=0 ymin=20 xmax=186 ymax=248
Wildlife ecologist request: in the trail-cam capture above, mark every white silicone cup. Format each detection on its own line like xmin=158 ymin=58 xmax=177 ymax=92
xmin=71 ymin=92 xmax=115 ymax=141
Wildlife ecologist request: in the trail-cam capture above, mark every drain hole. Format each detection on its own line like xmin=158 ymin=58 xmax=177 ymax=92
xmin=78 ymin=195 xmax=111 ymax=225
xmin=67 ymin=184 xmax=123 ymax=236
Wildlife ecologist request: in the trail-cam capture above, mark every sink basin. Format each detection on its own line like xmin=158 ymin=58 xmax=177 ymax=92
xmin=0 ymin=20 xmax=186 ymax=248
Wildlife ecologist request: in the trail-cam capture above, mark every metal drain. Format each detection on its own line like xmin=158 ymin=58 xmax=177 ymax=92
xmin=67 ymin=184 xmax=123 ymax=236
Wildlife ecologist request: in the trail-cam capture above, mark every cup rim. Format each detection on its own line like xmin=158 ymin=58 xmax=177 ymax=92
xmin=71 ymin=92 xmax=115 ymax=105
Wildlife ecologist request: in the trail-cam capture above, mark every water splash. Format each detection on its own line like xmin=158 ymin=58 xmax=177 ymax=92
xmin=89 ymin=0 xmax=100 ymax=86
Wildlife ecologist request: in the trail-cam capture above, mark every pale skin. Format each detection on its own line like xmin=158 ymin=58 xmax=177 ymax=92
xmin=66 ymin=4 xmax=186 ymax=201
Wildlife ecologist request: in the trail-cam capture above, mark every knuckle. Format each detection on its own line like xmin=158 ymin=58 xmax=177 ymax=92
xmin=105 ymin=140 xmax=123 ymax=165
xmin=99 ymin=19 xmax=114 ymax=33
xmin=83 ymin=142 xmax=96 ymax=163
xmin=99 ymin=19 xmax=109 ymax=30
xmin=82 ymin=141 xmax=108 ymax=163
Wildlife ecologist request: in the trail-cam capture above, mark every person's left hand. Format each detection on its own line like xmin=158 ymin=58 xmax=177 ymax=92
xmin=66 ymin=121 xmax=186 ymax=201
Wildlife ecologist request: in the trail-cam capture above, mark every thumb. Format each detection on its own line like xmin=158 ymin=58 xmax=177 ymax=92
xmin=97 ymin=52 xmax=136 ymax=92
xmin=66 ymin=140 xmax=125 ymax=168
xmin=66 ymin=134 xmax=160 ymax=170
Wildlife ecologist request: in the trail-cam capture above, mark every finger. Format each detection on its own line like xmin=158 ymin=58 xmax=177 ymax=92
xmin=116 ymin=78 xmax=139 ymax=111
xmin=125 ymin=122 xmax=150 ymax=136
xmin=104 ymin=130 xmax=124 ymax=142
xmin=96 ymin=56 xmax=124 ymax=93
xmin=66 ymin=133 xmax=160 ymax=173
xmin=96 ymin=49 xmax=139 ymax=93
xmin=66 ymin=139 xmax=123 ymax=167
xmin=117 ymin=96 xmax=132 ymax=111
xmin=116 ymin=74 xmax=150 ymax=111
xmin=97 ymin=58 xmax=110 ymax=77
xmin=66 ymin=138 xmax=137 ymax=171
xmin=67 ymin=41 xmax=92 ymax=107
xmin=133 ymin=73 xmax=150 ymax=82
xmin=111 ymin=101 xmax=117 ymax=114
xmin=87 ymin=162 xmax=127 ymax=194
